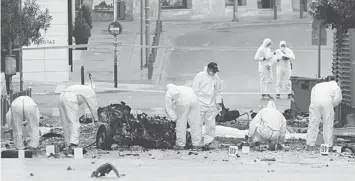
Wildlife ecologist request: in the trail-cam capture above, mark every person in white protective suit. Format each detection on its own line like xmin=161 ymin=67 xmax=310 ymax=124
xmin=5 ymin=96 xmax=40 ymax=150
xmin=306 ymin=78 xmax=342 ymax=151
xmin=58 ymin=85 xmax=98 ymax=150
xmin=254 ymin=38 xmax=276 ymax=100
xmin=275 ymin=41 xmax=295 ymax=99
xmin=247 ymin=101 xmax=287 ymax=150
xmin=165 ymin=84 xmax=202 ymax=150
xmin=192 ymin=62 xmax=222 ymax=148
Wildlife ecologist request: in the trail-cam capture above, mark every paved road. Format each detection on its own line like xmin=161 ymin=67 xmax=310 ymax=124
xmin=2 ymin=151 xmax=355 ymax=181
xmin=164 ymin=24 xmax=334 ymax=93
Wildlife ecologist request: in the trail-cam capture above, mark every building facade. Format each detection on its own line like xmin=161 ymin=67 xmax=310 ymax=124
xmin=82 ymin=0 xmax=311 ymax=21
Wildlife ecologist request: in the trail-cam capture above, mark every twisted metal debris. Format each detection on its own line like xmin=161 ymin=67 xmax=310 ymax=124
xmin=98 ymin=102 xmax=192 ymax=149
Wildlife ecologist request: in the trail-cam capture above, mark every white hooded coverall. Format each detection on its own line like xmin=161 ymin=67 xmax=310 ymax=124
xmin=275 ymin=41 xmax=295 ymax=95
xmin=254 ymin=38 xmax=275 ymax=95
xmin=59 ymin=85 xmax=98 ymax=146
xmin=6 ymin=96 xmax=40 ymax=150
xmin=165 ymin=84 xmax=202 ymax=147
xmin=306 ymin=81 xmax=342 ymax=147
xmin=192 ymin=66 xmax=222 ymax=145
xmin=248 ymin=101 xmax=287 ymax=143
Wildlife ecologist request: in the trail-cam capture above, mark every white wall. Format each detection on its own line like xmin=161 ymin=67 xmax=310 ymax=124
xmin=22 ymin=0 xmax=69 ymax=83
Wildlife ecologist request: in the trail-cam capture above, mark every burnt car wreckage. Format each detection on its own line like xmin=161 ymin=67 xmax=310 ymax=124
xmin=94 ymin=101 xmax=253 ymax=151
xmin=95 ymin=101 xmax=192 ymax=150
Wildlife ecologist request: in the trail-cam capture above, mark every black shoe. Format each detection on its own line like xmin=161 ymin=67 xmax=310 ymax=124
xmin=276 ymin=94 xmax=280 ymax=99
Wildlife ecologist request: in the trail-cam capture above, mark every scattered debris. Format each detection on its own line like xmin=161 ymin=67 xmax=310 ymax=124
xmin=118 ymin=152 xmax=140 ymax=157
xmin=261 ymin=158 xmax=276 ymax=161
xmin=67 ymin=166 xmax=73 ymax=171
xmin=48 ymin=153 xmax=60 ymax=158
xmin=30 ymin=173 xmax=34 ymax=176
xmin=188 ymin=151 xmax=198 ymax=156
xmin=91 ymin=163 xmax=120 ymax=178
xmin=97 ymin=151 xmax=110 ymax=155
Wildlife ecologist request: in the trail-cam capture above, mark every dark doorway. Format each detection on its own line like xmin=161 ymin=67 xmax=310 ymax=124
xmin=258 ymin=0 xmax=275 ymax=9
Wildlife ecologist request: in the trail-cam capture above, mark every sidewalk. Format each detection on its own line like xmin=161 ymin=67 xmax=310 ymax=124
xmin=162 ymin=11 xmax=312 ymax=29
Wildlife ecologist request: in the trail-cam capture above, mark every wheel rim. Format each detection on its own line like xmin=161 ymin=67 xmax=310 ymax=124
xmin=98 ymin=131 xmax=106 ymax=148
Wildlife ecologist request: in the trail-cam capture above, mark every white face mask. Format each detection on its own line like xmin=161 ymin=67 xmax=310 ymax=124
xmin=280 ymin=47 xmax=286 ymax=52
xmin=208 ymin=72 xmax=215 ymax=76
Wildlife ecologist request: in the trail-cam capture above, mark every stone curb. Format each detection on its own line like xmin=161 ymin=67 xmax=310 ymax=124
xmin=207 ymin=19 xmax=312 ymax=30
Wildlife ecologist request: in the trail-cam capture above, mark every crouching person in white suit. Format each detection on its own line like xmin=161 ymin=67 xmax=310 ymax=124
xmin=5 ymin=96 xmax=40 ymax=150
xmin=247 ymin=101 xmax=287 ymax=150
xmin=165 ymin=84 xmax=202 ymax=150
xmin=58 ymin=85 xmax=98 ymax=151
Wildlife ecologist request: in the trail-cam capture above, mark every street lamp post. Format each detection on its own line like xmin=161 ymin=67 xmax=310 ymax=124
xmin=113 ymin=0 xmax=118 ymax=21
xmin=140 ymin=0 xmax=144 ymax=69
xmin=300 ymin=0 xmax=304 ymax=19
xmin=273 ymin=0 xmax=277 ymax=20
xmin=145 ymin=0 xmax=150 ymax=68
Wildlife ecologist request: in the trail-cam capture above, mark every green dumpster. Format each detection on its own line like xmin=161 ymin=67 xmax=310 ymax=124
xmin=290 ymin=76 xmax=324 ymax=114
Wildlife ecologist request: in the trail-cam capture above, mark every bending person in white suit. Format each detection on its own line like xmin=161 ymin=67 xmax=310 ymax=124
xmin=5 ymin=96 xmax=40 ymax=150
xmin=306 ymin=77 xmax=342 ymax=152
xmin=165 ymin=84 xmax=202 ymax=150
xmin=58 ymin=85 xmax=98 ymax=151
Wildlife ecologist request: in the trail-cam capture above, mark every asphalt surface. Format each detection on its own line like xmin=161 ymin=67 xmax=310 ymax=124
xmin=2 ymin=151 xmax=355 ymax=181
xmin=164 ymin=24 xmax=334 ymax=93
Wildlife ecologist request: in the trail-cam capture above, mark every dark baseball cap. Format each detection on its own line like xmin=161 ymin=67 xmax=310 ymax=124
xmin=207 ymin=62 xmax=219 ymax=73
